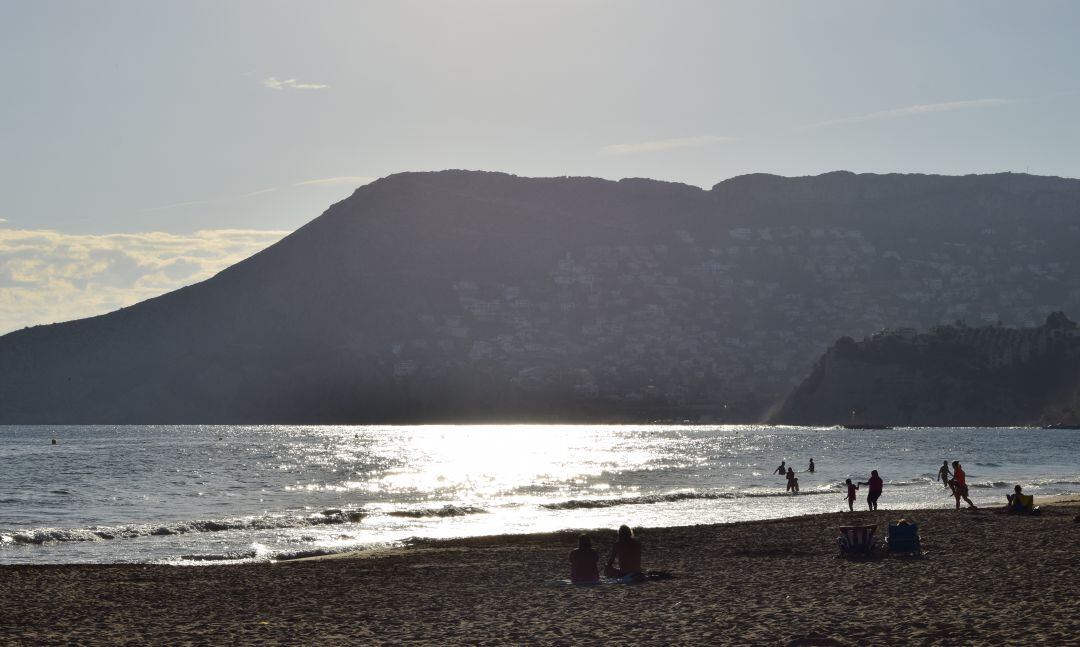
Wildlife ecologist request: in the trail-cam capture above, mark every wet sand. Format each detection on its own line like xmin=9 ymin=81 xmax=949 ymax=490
xmin=2 ymin=501 xmax=1078 ymax=646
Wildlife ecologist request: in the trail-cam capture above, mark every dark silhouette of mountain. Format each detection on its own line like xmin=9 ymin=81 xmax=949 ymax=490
xmin=3 ymin=170 xmax=1080 ymax=423
xmin=771 ymin=313 xmax=1080 ymax=426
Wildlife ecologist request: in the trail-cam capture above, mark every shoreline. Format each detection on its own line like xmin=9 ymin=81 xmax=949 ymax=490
xmin=3 ymin=504 xmax=1078 ymax=645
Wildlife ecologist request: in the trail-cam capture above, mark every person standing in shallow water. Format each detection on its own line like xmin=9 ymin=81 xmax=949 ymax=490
xmin=808 ymin=458 xmax=815 ymax=473
xmin=858 ymin=470 xmax=883 ymax=510
xmin=569 ymin=534 xmax=599 ymax=583
xmin=938 ymin=461 xmax=952 ymax=488
xmin=774 ymin=460 xmax=786 ymax=475
xmin=786 ymin=467 xmax=800 ymax=493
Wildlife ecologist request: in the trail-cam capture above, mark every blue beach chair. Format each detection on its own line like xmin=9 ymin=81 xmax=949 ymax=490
xmin=886 ymin=523 xmax=922 ymax=556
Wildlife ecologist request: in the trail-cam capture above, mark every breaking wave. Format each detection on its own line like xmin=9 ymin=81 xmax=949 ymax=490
xmin=386 ymin=505 xmax=488 ymax=518
xmin=0 ymin=508 xmax=364 ymax=547
xmin=541 ymin=489 xmax=836 ymax=510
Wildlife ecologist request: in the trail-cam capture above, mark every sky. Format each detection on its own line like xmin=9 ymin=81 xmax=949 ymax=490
xmin=1 ymin=0 xmax=1079 ymax=332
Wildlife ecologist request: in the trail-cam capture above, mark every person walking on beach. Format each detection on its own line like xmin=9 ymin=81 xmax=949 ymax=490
xmin=937 ymin=461 xmax=952 ymax=488
xmin=858 ymin=470 xmax=883 ymax=510
xmin=774 ymin=460 xmax=786 ymax=475
xmin=844 ymin=478 xmax=859 ymax=512
xmin=786 ymin=467 xmax=800 ymax=493
xmin=569 ymin=534 xmax=600 ymax=583
xmin=605 ymin=525 xmax=642 ymax=577
xmin=950 ymin=461 xmax=978 ymax=510
xmin=808 ymin=458 xmax=815 ymax=473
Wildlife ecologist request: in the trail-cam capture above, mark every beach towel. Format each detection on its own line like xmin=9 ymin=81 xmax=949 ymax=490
xmin=548 ymin=571 xmax=674 ymax=586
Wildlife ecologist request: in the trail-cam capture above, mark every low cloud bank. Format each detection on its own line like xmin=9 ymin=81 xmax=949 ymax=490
xmin=0 ymin=228 xmax=289 ymax=334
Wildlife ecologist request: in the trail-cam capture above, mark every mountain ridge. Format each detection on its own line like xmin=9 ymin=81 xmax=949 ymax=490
xmin=3 ymin=169 xmax=1080 ymax=424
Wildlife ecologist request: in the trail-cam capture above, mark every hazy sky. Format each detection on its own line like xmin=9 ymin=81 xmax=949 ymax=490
xmin=1 ymin=0 xmax=1079 ymax=331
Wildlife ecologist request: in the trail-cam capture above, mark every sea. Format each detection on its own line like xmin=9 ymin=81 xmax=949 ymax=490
xmin=1 ymin=425 xmax=1077 ymax=565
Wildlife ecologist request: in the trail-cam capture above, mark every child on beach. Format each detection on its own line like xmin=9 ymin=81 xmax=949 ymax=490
xmin=569 ymin=534 xmax=600 ymax=584
xmin=844 ymin=478 xmax=859 ymax=512
xmin=786 ymin=467 xmax=799 ymax=493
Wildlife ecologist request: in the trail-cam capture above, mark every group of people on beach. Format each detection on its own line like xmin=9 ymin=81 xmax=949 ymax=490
xmin=843 ymin=470 xmax=884 ymax=511
xmin=568 ymin=524 xmax=641 ymax=583
xmin=937 ymin=460 xmax=978 ymax=510
xmin=774 ymin=458 xmax=814 ymax=494
xmin=773 ymin=456 xmax=996 ymax=512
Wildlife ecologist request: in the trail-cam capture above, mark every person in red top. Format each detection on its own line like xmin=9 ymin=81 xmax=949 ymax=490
xmin=605 ymin=525 xmax=642 ymax=577
xmin=569 ymin=534 xmax=600 ymax=583
xmin=844 ymin=478 xmax=859 ymax=512
xmin=950 ymin=461 xmax=978 ymax=510
xmin=857 ymin=470 xmax=884 ymax=510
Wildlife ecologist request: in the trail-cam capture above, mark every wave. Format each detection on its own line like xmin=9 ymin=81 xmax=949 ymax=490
xmin=386 ymin=505 xmax=487 ymax=518
xmin=975 ymin=462 xmax=1002 ymax=467
xmin=888 ymin=477 xmax=936 ymax=488
xmin=0 ymin=508 xmax=365 ymax=547
xmin=968 ymin=481 xmax=1014 ymax=489
xmin=541 ymin=489 xmax=837 ymax=510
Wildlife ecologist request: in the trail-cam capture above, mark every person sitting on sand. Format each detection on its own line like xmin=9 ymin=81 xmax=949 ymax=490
xmin=569 ymin=534 xmax=600 ymax=583
xmin=808 ymin=458 xmax=815 ymax=474
xmin=605 ymin=525 xmax=642 ymax=577
xmin=1005 ymin=485 xmax=1028 ymax=514
xmin=950 ymin=461 xmax=978 ymax=510
xmin=786 ymin=467 xmax=799 ymax=493
xmin=938 ymin=461 xmax=952 ymax=488
xmin=774 ymin=460 xmax=786 ymax=475
xmin=858 ymin=470 xmax=883 ymax=511
xmin=844 ymin=478 xmax=859 ymax=512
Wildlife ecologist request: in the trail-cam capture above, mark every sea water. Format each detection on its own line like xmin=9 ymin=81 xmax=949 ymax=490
xmin=1 ymin=425 xmax=1077 ymax=565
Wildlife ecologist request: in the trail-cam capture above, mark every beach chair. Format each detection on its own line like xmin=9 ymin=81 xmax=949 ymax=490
xmin=1012 ymin=494 xmax=1040 ymax=515
xmin=837 ymin=525 xmax=877 ymax=556
xmin=886 ymin=523 xmax=922 ymax=556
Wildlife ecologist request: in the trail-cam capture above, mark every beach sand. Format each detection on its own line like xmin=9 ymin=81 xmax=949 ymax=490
xmin=2 ymin=501 xmax=1078 ymax=646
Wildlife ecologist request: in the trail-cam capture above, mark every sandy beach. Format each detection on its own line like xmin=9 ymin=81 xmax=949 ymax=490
xmin=2 ymin=500 xmax=1078 ymax=646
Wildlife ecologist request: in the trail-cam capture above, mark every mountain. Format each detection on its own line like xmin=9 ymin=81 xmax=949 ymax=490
xmin=3 ymin=170 xmax=1080 ymax=423
xmin=770 ymin=313 xmax=1080 ymax=426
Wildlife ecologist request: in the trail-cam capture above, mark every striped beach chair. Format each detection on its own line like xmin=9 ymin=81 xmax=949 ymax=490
xmin=837 ymin=525 xmax=877 ymax=556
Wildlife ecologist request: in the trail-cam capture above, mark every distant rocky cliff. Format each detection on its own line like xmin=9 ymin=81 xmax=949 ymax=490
xmin=771 ymin=313 xmax=1080 ymax=426
xmin=2 ymin=170 xmax=1080 ymax=423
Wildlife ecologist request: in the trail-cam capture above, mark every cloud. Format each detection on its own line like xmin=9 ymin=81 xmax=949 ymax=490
xmin=0 ymin=227 xmax=289 ymax=334
xmin=143 ymin=187 xmax=277 ymax=212
xmin=238 ymin=187 xmax=278 ymax=198
xmin=810 ymin=98 xmax=1015 ymax=129
xmin=294 ymin=176 xmax=376 ymax=187
xmin=263 ymin=76 xmax=330 ymax=90
xmin=601 ymin=135 xmax=733 ymax=156
xmin=144 ymin=178 xmax=367 ymax=212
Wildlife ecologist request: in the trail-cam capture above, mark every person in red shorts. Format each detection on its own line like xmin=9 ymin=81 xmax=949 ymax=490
xmin=950 ymin=461 xmax=978 ymax=510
